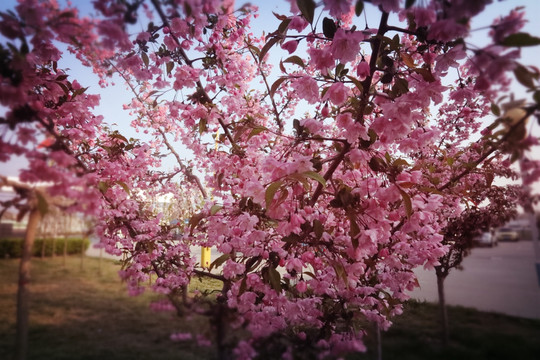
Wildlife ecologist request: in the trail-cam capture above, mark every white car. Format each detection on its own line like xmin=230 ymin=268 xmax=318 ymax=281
xmin=473 ymin=231 xmax=498 ymax=247
xmin=496 ymin=227 xmax=519 ymax=242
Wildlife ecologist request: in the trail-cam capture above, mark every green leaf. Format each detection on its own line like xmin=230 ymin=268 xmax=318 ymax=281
xmin=347 ymin=211 xmax=360 ymax=248
xmin=73 ymin=87 xmax=88 ymax=96
xmin=313 ymin=219 xmax=324 ymax=239
xmin=491 ymin=103 xmax=501 ymax=116
xmin=277 ymin=18 xmax=292 ymax=35
xmin=346 ymin=75 xmax=364 ymax=93
xmin=398 ymin=188 xmax=413 ymax=218
xmin=303 ymin=171 xmax=326 ymax=186
xmin=209 ymin=253 xmax=230 ymax=271
xmin=355 ymin=0 xmax=364 ymax=16
xmin=56 ymin=82 xmax=70 ymax=96
xmin=391 ymin=77 xmax=409 ymax=98
xmin=501 ymin=32 xmax=540 ymax=47
xmin=141 ymin=52 xmax=149 ymax=67
xmin=380 ymin=73 xmax=393 ymax=84
xmin=405 ymin=0 xmax=416 ymax=9
xmin=199 ymin=118 xmax=207 ymax=134
xmin=485 ymin=172 xmax=494 ymax=187
xmin=288 ymin=173 xmax=310 ymax=190
xmin=413 ymin=68 xmax=436 ymax=82
xmin=514 ymin=65 xmax=536 ymax=89
xmin=400 ymin=52 xmax=415 ymax=68
xmin=189 ymin=212 xmax=205 ymax=233
xmin=268 ymin=266 xmax=282 ymax=292
xmin=368 ymin=128 xmax=378 ymax=143
xmin=98 ymin=181 xmax=110 ymax=194
xmin=115 ymin=181 xmax=131 ymax=195
xmin=283 ymin=55 xmax=306 ymax=68
xmin=110 ymin=133 xmax=128 ymax=143
xmin=369 ymin=156 xmax=387 ymax=172
xmin=272 ymin=12 xmax=288 ymax=21
xmin=166 ymin=61 xmax=174 ymax=75
xmin=332 ymin=260 xmax=348 ymax=283
xmin=270 ymin=77 xmax=287 ymax=97
xmin=247 ymin=126 xmax=267 ymax=140
xmin=36 ymin=192 xmax=48 ymax=217
xmin=210 ymin=204 xmax=223 ymax=215
xmin=417 ymin=186 xmax=443 ymax=195
xmin=323 ymin=17 xmax=337 ymax=39
xmin=265 ymin=181 xmax=283 ymax=209
xmin=392 ymin=158 xmax=409 ymax=168
xmin=259 ymin=36 xmax=280 ymax=62
xmin=296 ymin=0 xmax=315 ymax=24
xmin=238 ymin=276 xmax=248 ymax=295
xmin=533 ymin=90 xmax=540 ymax=104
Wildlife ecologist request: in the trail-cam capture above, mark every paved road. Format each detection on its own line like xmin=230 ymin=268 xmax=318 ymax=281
xmin=410 ymin=241 xmax=540 ymax=319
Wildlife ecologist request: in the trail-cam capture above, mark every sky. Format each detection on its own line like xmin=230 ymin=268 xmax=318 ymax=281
xmin=0 ymin=0 xmax=539 ymax=181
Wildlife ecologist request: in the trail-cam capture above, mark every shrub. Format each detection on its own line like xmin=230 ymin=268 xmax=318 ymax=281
xmin=0 ymin=238 xmax=90 ymax=258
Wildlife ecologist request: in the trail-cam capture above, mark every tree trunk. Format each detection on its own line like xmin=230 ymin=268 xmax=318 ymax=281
xmin=80 ymin=237 xmax=85 ymax=271
xmin=436 ymin=273 xmax=449 ymax=346
xmin=98 ymin=247 xmax=103 ymax=276
xmin=51 ymin=221 xmax=57 ymax=258
xmin=375 ymin=321 xmax=382 ymax=360
xmin=63 ymin=234 xmax=68 ymax=267
xmin=15 ymin=207 xmax=41 ymax=360
xmin=63 ymin=216 xmax=71 ymax=267
xmin=40 ymin=228 xmax=46 ymax=259
xmin=51 ymin=236 xmax=56 ymax=258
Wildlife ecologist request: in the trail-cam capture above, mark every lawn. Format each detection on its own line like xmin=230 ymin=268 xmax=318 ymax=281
xmin=1 ymin=256 xmax=539 ymax=360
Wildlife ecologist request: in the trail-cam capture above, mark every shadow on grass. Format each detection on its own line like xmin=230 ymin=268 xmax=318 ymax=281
xmin=1 ymin=257 xmax=540 ymax=360
xmin=351 ymin=301 xmax=540 ymax=360
xmin=0 ymin=257 xmax=215 ymax=360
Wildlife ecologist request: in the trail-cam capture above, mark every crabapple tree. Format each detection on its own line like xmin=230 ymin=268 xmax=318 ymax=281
xmin=1 ymin=0 xmax=540 ymax=358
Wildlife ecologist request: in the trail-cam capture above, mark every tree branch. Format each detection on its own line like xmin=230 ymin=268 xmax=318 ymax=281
xmin=309 ymin=11 xmax=390 ymax=206
xmin=438 ymin=106 xmax=537 ymax=191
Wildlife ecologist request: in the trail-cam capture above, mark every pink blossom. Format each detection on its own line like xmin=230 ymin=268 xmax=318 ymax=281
xmin=331 ymin=28 xmax=365 ymax=63
xmin=279 ymin=40 xmax=297 ymax=54
xmin=490 ymin=9 xmax=526 ymax=43
xmin=223 ymin=260 xmax=246 ymax=279
xmin=370 ymin=0 xmax=400 ymax=13
xmin=428 ymin=20 xmax=468 ymax=43
xmin=233 ymin=340 xmax=257 ymax=360
xmin=289 ymin=16 xmax=308 ymax=32
xmin=296 ymin=281 xmax=308 ymax=293
xmin=324 ymin=82 xmax=349 ymax=105
xmin=308 ymin=46 xmax=334 ymax=73
xmin=410 ymin=7 xmax=437 ymax=27
xmin=356 ymin=61 xmax=370 ymax=80
xmin=323 ymin=0 xmax=352 ymax=18
xmin=292 ymin=76 xmax=319 ymax=104
xmin=135 ymin=31 xmax=151 ymax=43
xmin=435 ymin=44 xmax=466 ymax=73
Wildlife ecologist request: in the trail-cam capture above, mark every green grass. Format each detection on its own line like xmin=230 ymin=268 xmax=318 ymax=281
xmin=352 ymin=301 xmax=540 ymax=360
xmin=0 ymin=256 xmax=214 ymax=360
xmin=1 ymin=257 xmax=539 ymax=360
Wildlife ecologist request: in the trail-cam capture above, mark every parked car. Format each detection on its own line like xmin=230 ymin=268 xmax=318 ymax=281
xmin=496 ymin=227 xmax=519 ymax=242
xmin=473 ymin=231 xmax=497 ymax=247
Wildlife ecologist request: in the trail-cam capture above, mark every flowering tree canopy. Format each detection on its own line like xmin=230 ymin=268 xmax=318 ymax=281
xmin=1 ymin=0 xmax=540 ymax=358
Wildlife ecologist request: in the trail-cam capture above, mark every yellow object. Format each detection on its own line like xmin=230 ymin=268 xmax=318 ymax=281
xmin=201 ymin=247 xmax=211 ymax=268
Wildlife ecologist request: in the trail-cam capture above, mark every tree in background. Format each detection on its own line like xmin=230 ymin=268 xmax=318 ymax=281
xmin=1 ymin=0 xmax=540 ymax=358
xmin=436 ymin=183 xmax=525 ymax=345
